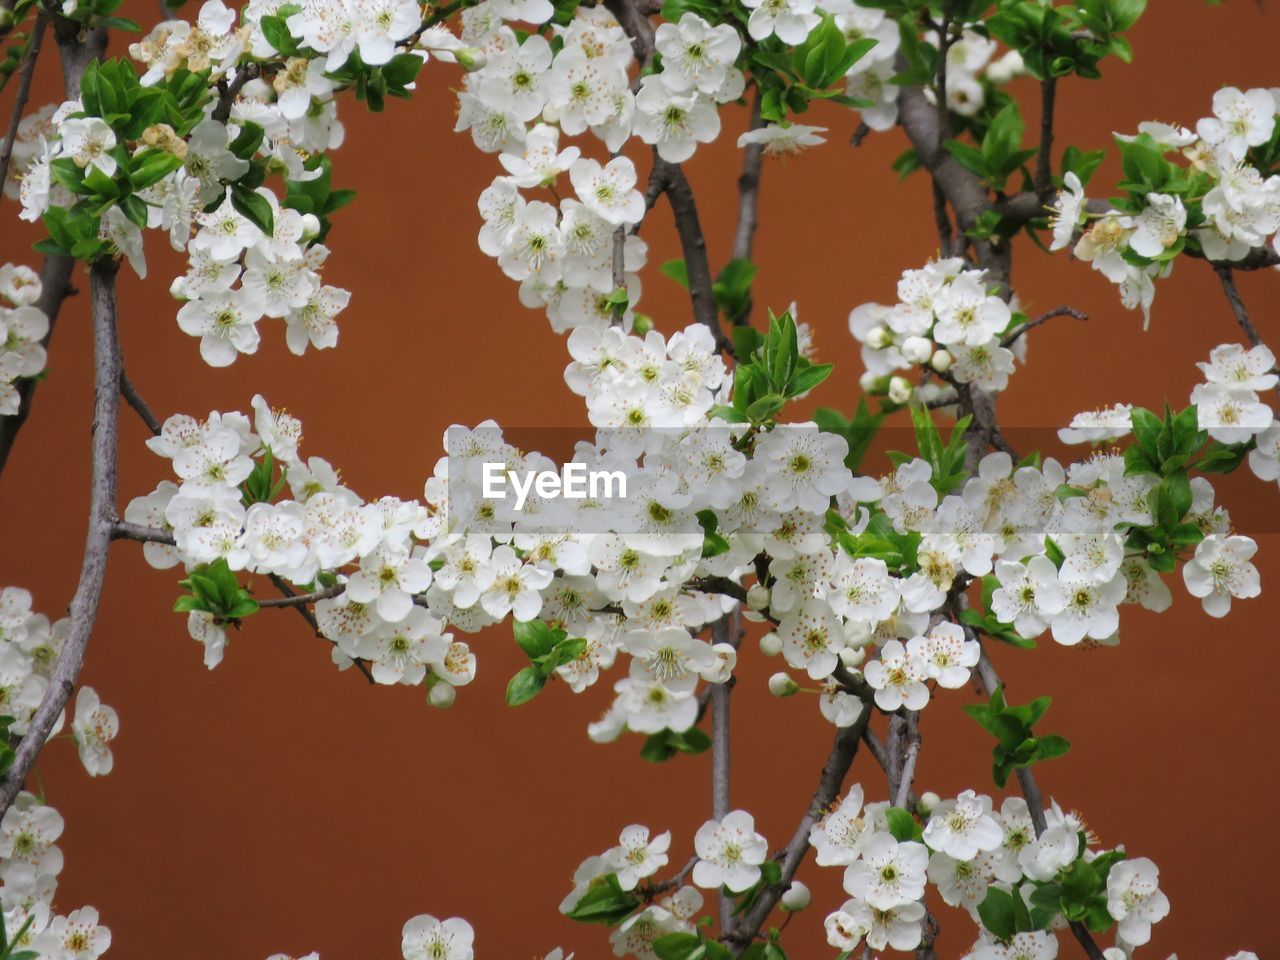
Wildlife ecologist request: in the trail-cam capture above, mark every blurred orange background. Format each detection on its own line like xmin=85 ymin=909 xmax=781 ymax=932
xmin=1 ymin=2 xmax=1278 ymax=956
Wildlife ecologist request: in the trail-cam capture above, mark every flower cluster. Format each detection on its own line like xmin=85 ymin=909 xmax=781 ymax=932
xmin=1052 ymin=86 xmax=1280 ymax=325
xmin=0 ymin=264 xmax=48 ymax=416
xmin=848 ymin=257 xmax=1023 ymax=403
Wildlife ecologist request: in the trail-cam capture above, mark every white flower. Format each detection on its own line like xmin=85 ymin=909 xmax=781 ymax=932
xmin=991 ymin=557 xmax=1067 ymax=638
xmin=778 ymin=597 xmax=846 ymax=679
xmin=932 ymin=275 xmax=1011 ymax=347
xmin=1182 ymin=533 xmax=1260 ymax=617
xmin=810 ymin=785 xmax=872 ymax=865
xmin=907 ymin=621 xmax=979 ymax=689
xmin=0 ymin=792 xmax=64 ymax=880
xmin=401 ymin=915 xmax=474 ymax=960
xmin=1191 ymin=383 xmax=1273 ymax=443
xmin=1248 ymin=421 xmax=1280 ymax=485
xmin=607 ymin=824 xmax=671 ymax=891
xmin=737 ymin=124 xmax=827 ymax=156
xmin=1196 ymin=86 xmax=1277 ymax=161
xmin=477 ymin=33 xmax=552 ymax=122
xmin=35 ymin=906 xmax=111 ymax=960
xmin=692 ymin=810 xmax=768 ymax=892
xmin=1058 ymin=403 xmax=1133 ymax=444
xmin=1128 ymin=193 xmax=1186 ymax=258
xmin=1050 ymin=573 xmax=1125 ymax=645
xmin=843 ymin=832 xmax=928 ymax=909
xmin=569 ymin=156 xmax=644 ymax=226
xmin=477 ymin=544 xmax=553 ymax=621
xmin=863 ymin=638 xmax=930 ymax=711
xmin=71 ymin=686 xmax=118 ymax=776
xmin=741 ymin=0 xmax=819 ymax=44
xmin=756 ymin=426 xmax=850 ymax=513
xmin=59 ymin=117 xmax=117 ymax=177
xmin=1048 ymin=171 xmax=1087 ymax=251
xmin=346 ymin=545 xmax=433 ymax=622
xmin=1198 ymin=343 xmax=1279 ymax=392
xmin=633 ymin=75 xmax=721 ymax=164
xmin=361 ymin=608 xmax=450 ymax=685
xmin=1106 ymin=857 xmax=1170 ymax=947
xmin=922 ymin=790 xmax=1003 ymax=860
xmin=654 ymin=14 xmax=742 ymax=95
xmin=842 ymin=898 xmax=925 ymax=951
xmin=970 ymin=931 xmax=1059 ymax=960
xmin=187 ymin=609 xmax=229 ymax=668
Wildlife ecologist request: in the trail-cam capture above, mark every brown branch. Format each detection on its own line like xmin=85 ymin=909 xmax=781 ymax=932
xmin=725 ymin=704 xmax=873 ymax=951
xmin=0 ymin=9 xmax=46 ymax=193
xmin=119 ymin=369 xmax=162 ymax=435
xmin=638 ymin=855 xmax=698 ymax=900
xmin=111 ymin=520 xmax=174 ymax=544
xmin=709 ymin=613 xmax=735 ymax=928
xmin=1000 ymin=305 xmax=1088 ymax=348
xmin=0 ymin=261 xmax=120 ymax=818
xmin=1214 ymin=265 xmax=1263 ymax=347
xmin=650 ymin=156 xmax=731 ymax=354
xmin=1034 ymin=77 xmax=1057 ymax=195
xmin=731 ymin=89 xmax=764 ymax=266
xmin=267 ymin=575 xmax=374 ymax=684
xmin=602 ymin=0 xmax=655 ymax=66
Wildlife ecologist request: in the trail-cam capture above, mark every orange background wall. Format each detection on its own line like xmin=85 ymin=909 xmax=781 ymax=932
xmin=1 ymin=2 xmax=1278 ymax=957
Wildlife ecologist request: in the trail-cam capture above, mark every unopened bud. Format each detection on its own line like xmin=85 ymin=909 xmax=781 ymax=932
xmin=780 ymin=880 xmax=811 ymax=912
xmin=631 ymin=312 xmax=654 ymax=335
xmin=866 ymin=324 xmax=893 ymax=350
xmin=838 ymin=645 xmax=865 ymax=668
xmin=746 ymin=583 xmax=770 ymax=611
xmin=0 ymin=8 xmax=15 ymax=31
xmin=888 ymin=376 xmax=913 ymax=405
xmin=759 ymin=631 xmax=783 ymax=657
xmin=859 ymin=371 xmax=884 ymax=394
xmin=919 ymin=790 xmax=941 ymax=815
xmin=930 ymin=349 xmax=953 ymax=373
xmin=901 ymin=336 xmax=933 ymax=365
xmin=455 ymin=47 xmax=487 ymax=71
xmin=299 ymin=212 xmax=322 ymax=241
xmin=169 ymin=276 xmax=189 ymax=300
xmin=986 ymin=49 xmax=1025 ymax=85
xmin=428 ymin=682 xmax=456 ymax=709
xmin=141 ymin=122 xmax=188 ymax=159
xmin=768 ymin=672 xmax=799 ymax=698
xmin=541 ymin=103 xmax=561 ymax=124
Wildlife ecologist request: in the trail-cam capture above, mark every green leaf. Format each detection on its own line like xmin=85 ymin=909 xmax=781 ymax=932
xmin=884 ymin=806 xmax=918 ymax=842
xmin=230 ymin=183 xmax=274 ymax=235
xmin=660 ymin=258 xmax=690 ymax=289
xmin=566 ymin=873 xmax=641 ymax=925
xmin=513 ymin=619 xmax=557 ymax=659
xmin=641 ymin=727 xmax=711 ymax=762
xmin=978 ymin=886 xmax=1018 ymax=941
xmin=505 ymin=666 xmax=546 ymax=706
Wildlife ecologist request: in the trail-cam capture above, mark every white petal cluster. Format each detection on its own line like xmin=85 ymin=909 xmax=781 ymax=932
xmin=0 ymin=265 xmax=48 ymax=416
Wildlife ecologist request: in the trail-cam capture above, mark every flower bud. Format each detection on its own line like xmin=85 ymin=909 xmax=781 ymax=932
xmin=859 ymin=371 xmax=885 ymax=394
xmin=631 ymin=312 xmax=654 ymax=335
xmin=838 ymin=645 xmax=865 ymax=668
xmin=888 ymin=376 xmax=913 ymax=404
xmin=541 ymin=103 xmax=561 ymax=124
xmin=141 ymin=122 xmax=188 ymax=159
xmin=428 ymin=682 xmax=456 ymax=709
xmin=986 ymin=49 xmax=1025 ymax=85
xmin=768 ymin=672 xmax=799 ymax=698
xmin=866 ymin=324 xmax=893 ymax=350
xmin=930 ymin=349 xmax=953 ymax=373
xmin=901 ymin=336 xmax=933 ymax=365
xmin=0 ymin=8 xmax=14 ymax=30
xmin=746 ymin=583 xmax=770 ymax=611
xmin=919 ymin=790 xmax=941 ymax=815
xmin=169 ymin=276 xmax=190 ymax=300
xmin=759 ymin=631 xmax=783 ymax=657
xmin=299 ymin=212 xmax=322 ymax=241
xmin=454 ymin=47 xmax=487 ymax=71
xmin=780 ymin=881 xmax=811 ymax=912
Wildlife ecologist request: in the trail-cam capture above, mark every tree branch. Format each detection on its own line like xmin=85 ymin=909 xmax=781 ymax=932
xmin=119 ymin=369 xmax=162 ymax=435
xmin=726 ymin=705 xmax=873 ymax=951
xmin=111 ymin=520 xmax=174 ymax=544
xmin=650 ymin=156 xmax=730 ymax=354
xmin=1214 ymin=265 xmax=1263 ymax=347
xmin=0 ymin=261 xmax=120 ymax=818
xmin=731 ymin=89 xmax=763 ymax=267
xmin=267 ymin=575 xmax=374 ymax=684
xmin=1034 ymin=77 xmax=1056 ymax=195
xmin=0 ymin=9 xmax=46 ymax=194
xmin=710 ymin=614 xmax=734 ymax=928
xmin=1000 ymin=305 xmax=1088 ymax=348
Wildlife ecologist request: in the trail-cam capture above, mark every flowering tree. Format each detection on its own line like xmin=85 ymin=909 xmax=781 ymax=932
xmin=0 ymin=0 xmax=1274 ymax=957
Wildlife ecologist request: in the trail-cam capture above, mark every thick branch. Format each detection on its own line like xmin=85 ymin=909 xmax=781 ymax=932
xmin=1034 ymin=78 xmax=1056 ymax=195
xmin=602 ymin=0 xmax=654 ymax=66
xmin=0 ymin=261 xmax=120 ymax=817
xmin=731 ymin=90 xmax=763 ymax=267
xmin=710 ymin=614 xmax=734 ymax=928
xmin=111 ymin=520 xmax=174 ymax=544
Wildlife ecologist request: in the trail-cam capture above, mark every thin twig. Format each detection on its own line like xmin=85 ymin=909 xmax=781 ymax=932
xmin=725 ymin=705 xmax=873 ymax=951
xmin=268 ymin=575 xmax=374 ymax=684
xmin=0 ymin=9 xmax=46 ymax=194
xmin=1000 ymin=305 xmax=1088 ymax=348
xmin=1214 ymin=265 xmax=1263 ymax=347
xmin=111 ymin=520 xmax=175 ymax=544
xmin=119 ymin=369 xmax=162 ymax=435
